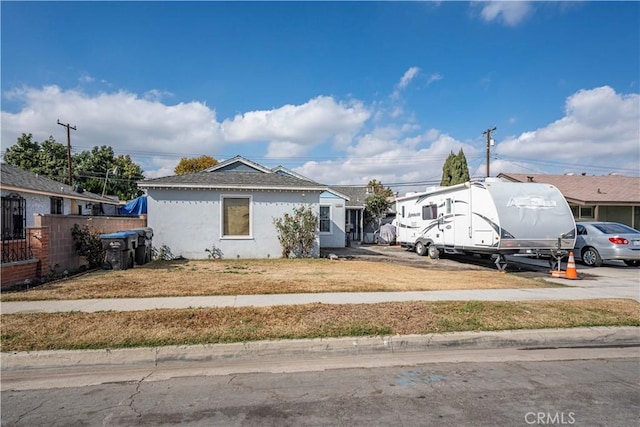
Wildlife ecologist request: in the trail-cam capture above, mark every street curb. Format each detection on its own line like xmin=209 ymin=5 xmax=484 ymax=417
xmin=2 ymin=326 xmax=638 ymax=371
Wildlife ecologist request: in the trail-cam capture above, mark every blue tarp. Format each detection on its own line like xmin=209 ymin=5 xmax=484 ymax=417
xmin=100 ymin=231 xmax=138 ymax=239
xmin=118 ymin=196 xmax=147 ymax=216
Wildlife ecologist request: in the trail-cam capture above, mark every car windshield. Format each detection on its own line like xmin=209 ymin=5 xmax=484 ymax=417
xmin=592 ymin=223 xmax=640 ymax=235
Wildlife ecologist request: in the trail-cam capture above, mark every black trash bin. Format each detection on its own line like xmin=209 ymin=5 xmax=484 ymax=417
xmin=100 ymin=231 xmax=138 ymax=270
xmin=128 ymin=227 xmax=153 ymax=265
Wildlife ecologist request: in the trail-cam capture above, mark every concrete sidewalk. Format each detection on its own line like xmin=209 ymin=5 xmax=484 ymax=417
xmin=2 ymin=285 xmax=638 ymax=314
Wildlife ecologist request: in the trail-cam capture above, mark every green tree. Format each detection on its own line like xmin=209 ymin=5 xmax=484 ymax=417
xmin=364 ymin=179 xmax=394 ymax=230
xmin=74 ymin=146 xmax=144 ymax=200
xmin=4 ymin=134 xmax=145 ymax=200
xmin=174 ymin=155 xmax=218 ymax=175
xmin=39 ymin=136 xmax=69 ymax=183
xmin=273 ymin=205 xmax=318 ymax=258
xmin=4 ymin=134 xmax=68 ymax=183
xmin=440 ymin=149 xmax=470 ymax=186
xmin=4 ymin=133 xmax=41 ymax=172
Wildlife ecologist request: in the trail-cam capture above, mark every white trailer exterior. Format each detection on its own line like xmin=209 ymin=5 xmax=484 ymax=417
xmin=395 ymin=178 xmax=576 ymax=269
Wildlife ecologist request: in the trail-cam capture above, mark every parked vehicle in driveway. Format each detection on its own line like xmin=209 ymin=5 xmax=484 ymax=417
xmin=395 ymin=178 xmax=576 ymax=271
xmin=574 ymin=222 xmax=640 ymax=267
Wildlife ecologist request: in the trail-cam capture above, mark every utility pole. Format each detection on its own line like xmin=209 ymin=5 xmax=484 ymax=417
xmin=57 ymin=120 xmax=77 ymax=186
xmin=482 ymin=126 xmax=497 ymax=178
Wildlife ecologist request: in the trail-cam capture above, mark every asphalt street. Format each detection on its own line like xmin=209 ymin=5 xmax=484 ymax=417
xmin=2 ymin=348 xmax=638 ymax=426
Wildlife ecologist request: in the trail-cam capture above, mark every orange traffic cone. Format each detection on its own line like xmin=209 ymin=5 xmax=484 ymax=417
xmin=565 ymin=251 xmax=578 ymax=279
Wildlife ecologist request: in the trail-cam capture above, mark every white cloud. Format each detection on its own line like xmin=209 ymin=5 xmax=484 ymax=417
xmin=1 ymin=86 xmax=370 ymax=176
xmin=495 ymin=86 xmax=640 ymax=175
xmin=1 ymin=86 xmax=223 ymax=174
xmin=426 ymin=73 xmax=443 ymax=86
xmin=2 ymin=83 xmax=637 ymax=190
xmin=79 ymin=74 xmax=95 ymax=84
xmin=296 ymin=128 xmax=479 ymax=193
xmin=392 ymin=67 xmax=420 ymax=100
xmin=221 ymin=96 xmax=370 ymax=157
xmin=474 ymin=1 xmax=534 ymax=27
xmin=398 ymin=67 xmax=420 ymax=89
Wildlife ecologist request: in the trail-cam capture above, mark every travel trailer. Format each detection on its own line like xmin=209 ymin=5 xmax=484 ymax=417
xmin=395 ymin=178 xmax=576 ymax=270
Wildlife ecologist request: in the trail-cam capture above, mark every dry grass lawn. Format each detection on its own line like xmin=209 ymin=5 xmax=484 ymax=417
xmin=1 ymin=258 xmax=557 ymax=301
xmin=2 ymin=300 xmax=638 ymax=352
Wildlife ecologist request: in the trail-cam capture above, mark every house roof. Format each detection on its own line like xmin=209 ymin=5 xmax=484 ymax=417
xmin=498 ymin=173 xmax=640 ymax=205
xmin=204 ymin=155 xmax=273 ymax=174
xmin=0 ymin=163 xmax=120 ymax=204
xmin=330 ymin=186 xmax=370 ymax=208
xmin=271 ymin=165 xmax=351 ymax=200
xmin=139 ymin=156 xmax=327 ymax=192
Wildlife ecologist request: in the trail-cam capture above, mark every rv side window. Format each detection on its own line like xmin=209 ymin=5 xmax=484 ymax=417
xmin=422 ymin=204 xmax=437 ymax=220
xmin=401 ymin=206 xmax=405 ymax=218
xmin=445 ymin=198 xmax=452 ymax=215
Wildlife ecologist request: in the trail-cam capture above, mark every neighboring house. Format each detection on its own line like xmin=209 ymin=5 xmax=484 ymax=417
xmin=1 ymin=163 xmax=132 ymax=287
xmin=272 ymin=166 xmax=350 ymax=248
xmin=1 ymin=163 xmax=120 ymax=239
xmin=138 ymin=156 xmax=328 ymax=259
xmin=498 ymin=173 xmax=640 ymax=229
xmin=330 ymin=186 xmax=369 ymax=244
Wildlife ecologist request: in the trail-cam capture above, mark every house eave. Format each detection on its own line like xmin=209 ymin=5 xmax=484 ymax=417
xmin=138 ymin=183 xmax=327 ymax=192
xmin=0 ymin=184 xmax=120 ymax=205
xmin=565 ymin=197 xmax=639 ymax=206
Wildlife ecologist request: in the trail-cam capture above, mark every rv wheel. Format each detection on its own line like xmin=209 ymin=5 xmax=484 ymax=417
xmin=428 ymin=245 xmax=440 ymax=259
xmin=415 ymin=241 xmax=427 ymax=256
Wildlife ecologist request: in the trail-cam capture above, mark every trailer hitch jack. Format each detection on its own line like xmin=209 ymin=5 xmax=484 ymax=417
xmin=494 ymin=254 xmax=508 ymax=272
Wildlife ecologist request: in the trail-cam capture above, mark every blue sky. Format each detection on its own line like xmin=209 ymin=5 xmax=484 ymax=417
xmin=2 ymin=1 xmax=638 ymax=192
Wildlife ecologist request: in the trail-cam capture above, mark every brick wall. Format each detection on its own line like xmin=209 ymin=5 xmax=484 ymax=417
xmin=0 ymin=259 xmax=39 ymax=288
xmin=1 ymin=215 xmax=146 ymax=288
xmin=1 ymin=227 xmax=49 ymax=289
xmin=34 ymin=215 xmax=146 ymax=273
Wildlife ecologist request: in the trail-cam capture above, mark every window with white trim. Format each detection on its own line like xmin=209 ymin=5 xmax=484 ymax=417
xmin=319 ymin=205 xmax=331 ymax=233
xmin=222 ymin=196 xmax=251 ymax=237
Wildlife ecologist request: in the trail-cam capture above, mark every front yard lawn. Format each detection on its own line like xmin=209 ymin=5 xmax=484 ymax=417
xmin=2 ymin=300 xmax=638 ymax=352
xmin=1 ymin=258 xmax=558 ymax=301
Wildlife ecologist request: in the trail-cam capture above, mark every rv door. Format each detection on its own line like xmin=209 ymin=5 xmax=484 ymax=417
xmin=443 ymin=197 xmax=455 ymax=246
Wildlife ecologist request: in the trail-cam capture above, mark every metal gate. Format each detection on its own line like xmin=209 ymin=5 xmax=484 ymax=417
xmin=1 ymin=193 xmax=32 ymax=263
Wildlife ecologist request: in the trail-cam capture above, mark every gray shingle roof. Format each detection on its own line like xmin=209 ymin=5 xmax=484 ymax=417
xmin=330 ymin=186 xmax=370 ymax=207
xmin=1 ymin=163 xmax=119 ymax=204
xmin=139 ymin=170 xmax=327 ymax=191
xmin=498 ymin=173 xmax=640 ymax=204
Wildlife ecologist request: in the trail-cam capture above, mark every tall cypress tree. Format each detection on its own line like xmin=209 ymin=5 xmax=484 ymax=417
xmin=440 ymin=149 xmax=470 ymax=186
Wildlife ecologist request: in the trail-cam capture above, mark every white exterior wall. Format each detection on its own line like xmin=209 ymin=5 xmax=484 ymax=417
xmin=146 ymin=188 xmax=322 ymax=259
xmin=319 ymin=191 xmax=346 ymax=248
xmin=1 ymin=190 xmax=72 ymax=227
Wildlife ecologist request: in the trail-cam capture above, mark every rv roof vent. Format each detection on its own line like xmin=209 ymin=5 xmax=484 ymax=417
xmin=426 ymin=186 xmax=440 ymax=192
xmin=485 ymin=177 xmax=502 ymax=183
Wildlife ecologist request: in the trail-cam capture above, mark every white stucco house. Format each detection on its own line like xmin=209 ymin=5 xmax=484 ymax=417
xmin=1 ymin=163 xmax=120 ymax=240
xmin=138 ymin=156 xmax=334 ymax=259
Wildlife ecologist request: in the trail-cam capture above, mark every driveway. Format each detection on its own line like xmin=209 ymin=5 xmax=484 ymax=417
xmin=323 ymin=244 xmax=640 ymax=290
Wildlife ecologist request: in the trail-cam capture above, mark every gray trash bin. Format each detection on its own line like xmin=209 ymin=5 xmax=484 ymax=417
xmin=100 ymin=231 xmax=138 ymax=270
xmin=128 ymin=227 xmax=153 ymax=265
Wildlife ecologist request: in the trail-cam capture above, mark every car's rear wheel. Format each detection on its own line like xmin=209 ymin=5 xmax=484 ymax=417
xmin=623 ymin=260 xmax=640 ymax=267
xmin=415 ymin=241 xmax=427 ymax=256
xmin=581 ymin=247 xmax=602 ymax=267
